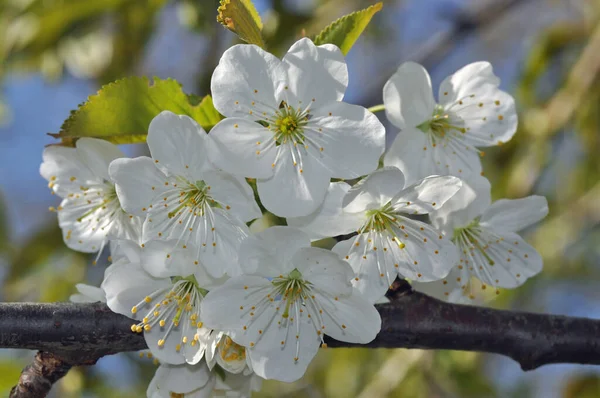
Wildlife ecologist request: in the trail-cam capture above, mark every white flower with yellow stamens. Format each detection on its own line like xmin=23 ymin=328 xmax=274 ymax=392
xmin=208 ymin=38 xmax=385 ymax=217
xmin=383 ymin=62 xmax=517 ymax=184
xmin=102 ymin=240 xmax=219 ymax=365
xmin=288 ymin=167 xmax=462 ymax=303
xmin=40 ymin=137 xmax=142 ymax=255
xmin=109 ymin=111 xmax=261 ymax=278
xmin=412 ymin=176 xmax=547 ymax=301
xmin=200 ymin=226 xmax=381 ymax=382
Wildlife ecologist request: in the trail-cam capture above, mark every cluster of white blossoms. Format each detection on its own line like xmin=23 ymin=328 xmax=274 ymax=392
xmin=42 ymin=37 xmax=548 ymax=396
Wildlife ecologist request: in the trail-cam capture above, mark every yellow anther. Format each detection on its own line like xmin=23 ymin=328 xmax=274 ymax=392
xmin=144 ymin=324 xmax=152 ymax=332
xmin=157 ymin=339 xmax=165 ymax=347
xmin=159 ymin=320 xmax=166 ymax=327
xmin=131 ymin=306 xmax=138 ymax=314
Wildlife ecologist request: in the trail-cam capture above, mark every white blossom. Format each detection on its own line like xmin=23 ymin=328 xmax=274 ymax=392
xmin=413 ymin=176 xmax=547 ymax=301
xmin=383 ymin=62 xmax=517 ymax=184
xmin=209 ymin=38 xmax=385 ymax=217
xmin=109 ymin=111 xmax=261 ymax=278
xmin=289 ymin=167 xmax=462 ymax=303
xmin=201 ymin=227 xmax=381 ymax=382
xmin=102 ymin=239 xmax=220 ymax=365
xmin=40 ymin=137 xmax=142 ymax=255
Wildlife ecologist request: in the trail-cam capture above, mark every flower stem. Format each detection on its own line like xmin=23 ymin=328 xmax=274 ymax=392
xmin=367 ymin=104 xmax=385 ymax=113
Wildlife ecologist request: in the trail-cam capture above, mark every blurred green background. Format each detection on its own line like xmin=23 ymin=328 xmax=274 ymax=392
xmin=1 ymin=0 xmax=600 ymax=396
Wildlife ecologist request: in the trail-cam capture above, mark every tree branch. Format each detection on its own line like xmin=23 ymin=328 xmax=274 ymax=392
xmin=2 ymin=283 xmax=600 ymax=374
xmin=10 ymin=352 xmax=71 ymax=398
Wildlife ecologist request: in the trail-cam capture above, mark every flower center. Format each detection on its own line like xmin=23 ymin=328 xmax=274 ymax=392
xmin=130 ymin=276 xmax=207 ymax=352
xmin=218 ymin=336 xmax=246 ymax=363
xmin=271 ymin=268 xmax=312 ymax=319
xmin=270 ymin=103 xmax=309 ymax=146
xmin=363 ymin=205 xmax=407 ymax=249
xmin=417 ymin=105 xmax=466 ymax=141
xmin=453 ymin=220 xmax=495 ymax=266
xmin=75 ymin=182 xmax=120 ymax=222
xmin=167 ymin=179 xmax=220 ymax=219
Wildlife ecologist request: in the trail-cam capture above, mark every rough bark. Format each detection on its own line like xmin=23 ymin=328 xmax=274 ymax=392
xmin=2 ymin=281 xmax=600 ymax=376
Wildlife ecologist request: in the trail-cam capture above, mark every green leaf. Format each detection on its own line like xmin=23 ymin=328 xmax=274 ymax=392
xmin=313 ymin=2 xmax=383 ymax=55
xmin=51 ymin=77 xmax=223 ymax=144
xmin=217 ymin=0 xmax=265 ymax=48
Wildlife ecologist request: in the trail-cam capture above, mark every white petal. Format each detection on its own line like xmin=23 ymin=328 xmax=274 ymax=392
xmin=101 ymin=261 xmax=171 ymax=317
xmin=200 ymin=275 xmax=272 ymax=339
xmin=430 ymin=175 xmax=491 ymax=235
xmin=140 ymin=240 xmax=196 ymax=278
xmin=342 ymin=167 xmax=405 ymax=213
xmin=450 ymin=89 xmax=517 ymax=147
xmin=287 ymin=182 xmax=365 ymax=238
xmin=456 ymin=230 xmax=542 ymax=288
xmin=112 ymin=239 xmax=142 ymax=264
xmin=144 ymin=326 xmax=186 ymax=365
xmin=316 ymin=290 xmax=381 ymax=344
xmin=305 ymin=101 xmax=385 ymax=179
xmin=431 ymin=139 xmax=482 ymax=179
xmin=195 ymin=210 xmax=251 ymax=278
xmin=105 ymin=209 xmax=143 ymax=243
xmin=480 ymin=195 xmax=548 ymax=233
xmin=40 ymin=146 xmax=99 ymax=197
xmin=332 ymin=235 xmax=398 ymax=303
xmin=57 ymin=196 xmax=110 ymax=253
xmin=282 ymin=38 xmax=348 ymax=105
xmin=208 ymin=118 xmax=277 ymax=179
xmin=211 ymin=44 xmax=285 ymax=119
xmin=69 ymin=284 xmax=106 ymax=303
xmin=247 ymin=329 xmax=319 ymax=383
xmin=148 ymin=111 xmax=213 ymax=180
xmin=291 ymin=247 xmax=354 ymax=296
xmin=383 ymin=62 xmax=436 ymax=129
xmin=109 ymin=157 xmax=168 ymax=216
xmin=391 ymin=217 xmax=459 ymax=282
xmin=202 ymin=170 xmax=262 ymax=222
xmin=76 ymin=138 xmax=125 ymax=181
xmin=239 ymin=226 xmax=310 ymax=276
xmin=147 ymin=362 xmax=212 ymax=397
xmin=213 ymin=372 xmax=260 ymax=397
xmin=411 ymin=266 xmax=472 ymax=304
xmin=438 ymin=62 xmax=500 ymax=105
xmin=257 ymin=142 xmax=330 ymax=217
xmin=383 ymin=127 xmax=437 ymax=185
xmin=391 ymin=175 xmax=462 ymax=215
